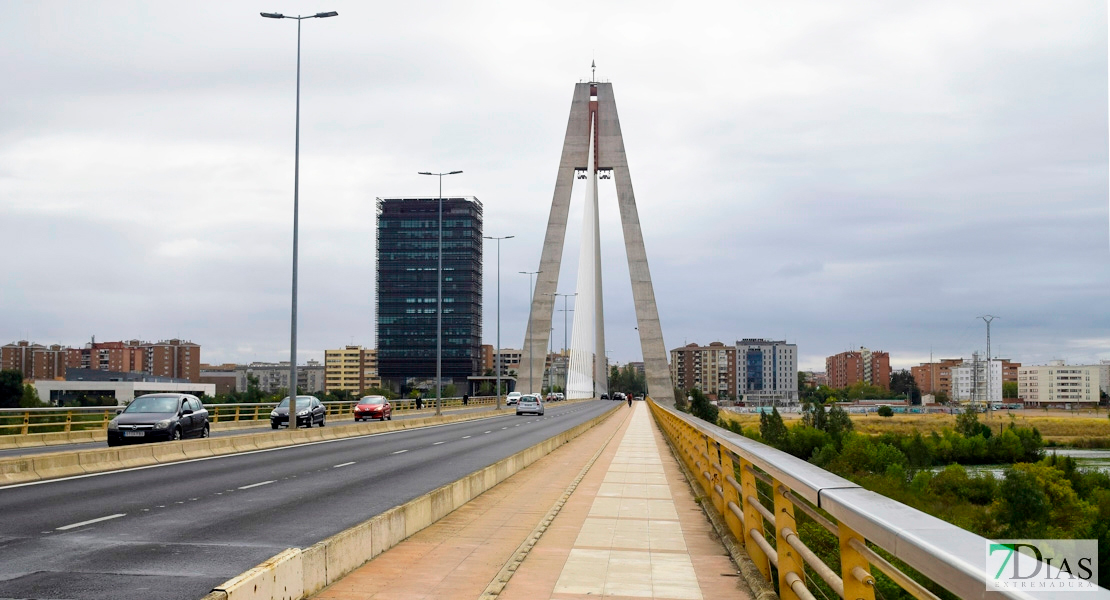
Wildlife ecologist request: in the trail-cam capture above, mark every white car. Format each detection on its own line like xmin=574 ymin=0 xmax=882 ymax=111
xmin=505 ymin=392 xmax=522 ymax=406
xmin=516 ymin=394 xmax=545 ymax=416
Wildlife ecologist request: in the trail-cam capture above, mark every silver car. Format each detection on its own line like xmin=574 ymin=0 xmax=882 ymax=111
xmin=516 ymin=394 xmax=545 ymax=416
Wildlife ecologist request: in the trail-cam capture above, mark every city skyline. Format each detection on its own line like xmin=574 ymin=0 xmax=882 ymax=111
xmin=0 ymin=2 xmax=1105 ymax=373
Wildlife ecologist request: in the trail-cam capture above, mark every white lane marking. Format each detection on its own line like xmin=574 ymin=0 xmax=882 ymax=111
xmin=462 ymin=435 xmax=471 ymax=439
xmin=333 ymin=461 xmax=356 ymax=468
xmin=484 ymin=431 xmax=491 ymax=434
xmin=515 ymin=424 xmax=521 ymax=427
xmin=432 ymin=441 xmax=445 ymax=445
xmin=501 ymin=427 xmax=508 ymax=430
xmin=392 ymin=449 xmax=408 ymax=454
xmin=238 ymin=480 xmax=275 ymax=490
xmin=57 ymin=513 xmax=126 ymax=531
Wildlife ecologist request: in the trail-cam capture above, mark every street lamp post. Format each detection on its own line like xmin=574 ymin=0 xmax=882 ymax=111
xmin=261 ymin=10 xmax=338 ymax=427
xmin=549 ymin=292 xmax=576 ymax=397
xmin=484 ymin=235 xmax=514 ymax=410
xmin=519 ymin=270 xmax=541 ymax=394
xmin=418 ymin=170 xmax=463 ymax=417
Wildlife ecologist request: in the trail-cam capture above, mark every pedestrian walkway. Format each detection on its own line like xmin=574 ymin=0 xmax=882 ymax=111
xmin=310 ymin=402 xmax=749 ymax=600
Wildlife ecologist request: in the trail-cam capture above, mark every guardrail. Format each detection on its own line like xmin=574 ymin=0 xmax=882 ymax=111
xmin=649 ymin=400 xmax=1105 ymax=600
xmin=0 ymin=396 xmax=503 ymax=436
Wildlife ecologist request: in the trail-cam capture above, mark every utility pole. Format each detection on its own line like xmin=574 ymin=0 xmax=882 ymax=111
xmin=979 ymin=315 xmax=998 ymax=410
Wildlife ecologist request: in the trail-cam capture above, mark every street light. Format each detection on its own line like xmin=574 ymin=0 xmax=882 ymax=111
xmin=519 ymin=270 xmax=542 ymax=394
xmin=419 ymin=170 xmax=464 ymax=416
xmin=483 ymin=235 xmax=514 ymax=410
xmin=548 ymin=292 xmax=577 ymax=397
xmin=261 ymin=9 xmax=338 ymax=427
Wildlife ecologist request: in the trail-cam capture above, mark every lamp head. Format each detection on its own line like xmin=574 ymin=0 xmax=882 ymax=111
xmin=261 ymin=12 xmax=285 ymax=18
xmin=449 ymin=170 xmax=463 ymax=175
xmin=315 ymin=11 xmax=338 ymax=17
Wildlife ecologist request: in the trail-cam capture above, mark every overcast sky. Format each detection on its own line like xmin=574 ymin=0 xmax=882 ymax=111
xmin=0 ymin=1 xmax=1106 ymax=372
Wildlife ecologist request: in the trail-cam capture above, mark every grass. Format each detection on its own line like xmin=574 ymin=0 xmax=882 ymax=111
xmin=718 ymin=409 xmax=1110 ymax=443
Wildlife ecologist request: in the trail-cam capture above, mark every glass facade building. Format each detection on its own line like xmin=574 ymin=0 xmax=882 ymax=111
xmin=376 ymin=197 xmax=483 ymax=386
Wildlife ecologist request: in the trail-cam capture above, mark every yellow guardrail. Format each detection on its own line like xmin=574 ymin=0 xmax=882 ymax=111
xmin=648 ymin=399 xmax=1097 ymax=600
xmin=0 ymin=396 xmax=504 ymax=436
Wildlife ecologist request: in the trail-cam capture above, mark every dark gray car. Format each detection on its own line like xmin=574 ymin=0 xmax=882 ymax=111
xmin=107 ymin=393 xmax=210 ymax=446
xmin=270 ymin=395 xmax=326 ymax=429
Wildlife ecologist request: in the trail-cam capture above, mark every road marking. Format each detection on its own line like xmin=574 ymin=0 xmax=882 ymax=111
xmin=462 ymin=435 xmax=471 ymax=439
xmin=392 ymin=449 xmax=408 ymax=454
xmin=57 ymin=513 xmax=126 ymax=531
xmin=484 ymin=431 xmax=491 ymax=434
xmin=515 ymin=424 xmax=521 ymax=427
xmin=432 ymin=441 xmax=445 ymax=445
xmin=501 ymin=427 xmax=508 ymax=430
xmin=238 ymin=480 xmax=275 ymax=490
xmin=333 ymin=461 xmax=356 ymax=468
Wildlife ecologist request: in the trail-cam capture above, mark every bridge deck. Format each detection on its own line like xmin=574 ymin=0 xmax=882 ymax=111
xmin=312 ymin=402 xmax=749 ymax=600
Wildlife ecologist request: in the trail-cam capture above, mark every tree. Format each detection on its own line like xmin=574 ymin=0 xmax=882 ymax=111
xmin=20 ymin=384 xmax=47 ymax=408
xmin=956 ymin=405 xmax=982 ymax=438
xmin=1003 ymin=381 xmax=1018 ymax=399
xmin=824 ymin=403 xmax=854 ymax=443
xmin=688 ymin=388 xmax=718 ymax=424
xmin=759 ymin=407 xmax=789 ymax=449
xmin=0 ymin=370 xmax=23 ymax=409
xmin=890 ymin=370 xmax=919 ymax=402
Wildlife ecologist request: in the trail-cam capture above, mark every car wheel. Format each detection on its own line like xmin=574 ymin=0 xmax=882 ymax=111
xmin=380 ymin=415 xmax=386 ymax=421
xmin=305 ymin=418 xmax=312 ymax=428
xmin=107 ymin=439 xmax=118 ymax=447
xmin=201 ymin=424 xmax=210 ymax=438
xmin=320 ymin=417 xmax=326 ymax=427
xmin=387 ymin=413 xmax=392 ymax=420
xmin=172 ymin=427 xmax=182 ymax=441
xmin=271 ymin=422 xmax=279 ymax=429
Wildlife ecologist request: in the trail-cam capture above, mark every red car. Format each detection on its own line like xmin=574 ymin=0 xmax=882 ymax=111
xmin=354 ymin=396 xmax=393 ymax=421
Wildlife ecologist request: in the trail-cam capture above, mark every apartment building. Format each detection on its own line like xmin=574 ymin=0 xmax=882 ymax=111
xmin=236 ymin=361 xmax=325 ymax=394
xmin=912 ymin=358 xmax=1020 ymax=396
xmin=1018 ymin=361 xmax=1100 ymax=408
xmin=1 ymin=341 xmax=68 ymax=380
xmin=669 ymin=342 xmax=736 ymax=401
xmin=5 ymin=338 xmax=202 ymax=382
xmin=950 ymin=357 xmax=1003 ymax=404
xmin=736 ymin=339 xmax=798 ymax=405
xmin=826 ymin=347 xmax=891 ymax=390
xmin=324 ymin=346 xmax=381 ymax=394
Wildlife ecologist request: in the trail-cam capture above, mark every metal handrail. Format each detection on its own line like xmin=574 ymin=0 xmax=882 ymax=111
xmin=648 ymin=400 xmax=1105 ymax=600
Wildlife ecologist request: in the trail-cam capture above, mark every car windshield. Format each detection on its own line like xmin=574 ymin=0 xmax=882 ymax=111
xmin=125 ymin=396 xmax=179 ymax=413
xmin=277 ymin=396 xmax=315 ymax=408
xmin=359 ymin=397 xmax=386 ymax=405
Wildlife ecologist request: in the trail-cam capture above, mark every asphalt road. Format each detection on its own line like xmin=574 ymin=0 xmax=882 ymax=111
xmin=0 ymin=403 xmax=503 ymax=459
xmin=0 ymin=400 xmax=615 ymax=600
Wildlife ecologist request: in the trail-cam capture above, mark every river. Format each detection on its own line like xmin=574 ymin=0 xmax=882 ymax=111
xmin=938 ymin=448 xmax=1110 ymax=477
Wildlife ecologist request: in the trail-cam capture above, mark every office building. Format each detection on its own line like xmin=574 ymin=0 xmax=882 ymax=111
xmin=737 ymin=339 xmax=798 ymax=405
xmin=324 ymin=346 xmax=381 ymax=394
xmin=669 ymin=342 xmax=736 ymax=401
xmin=826 ymin=347 xmax=891 ymax=390
xmin=1018 ymin=361 xmax=1100 ymax=408
xmin=376 ymin=197 xmax=483 ymax=389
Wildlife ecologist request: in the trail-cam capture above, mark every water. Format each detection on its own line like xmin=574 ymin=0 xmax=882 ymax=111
xmin=935 ymin=448 xmax=1110 ymax=477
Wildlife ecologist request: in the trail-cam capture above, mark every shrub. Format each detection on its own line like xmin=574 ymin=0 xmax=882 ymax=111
xmin=877 ymin=405 xmax=894 ymax=417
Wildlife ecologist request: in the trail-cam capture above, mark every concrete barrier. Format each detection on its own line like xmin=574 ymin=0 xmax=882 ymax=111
xmin=78 ymin=447 xmax=120 ymax=474
xmin=32 ymin=452 xmax=86 ymax=480
xmin=181 ymin=438 xmax=214 ymax=460
xmin=0 ymin=455 xmax=39 ymax=485
xmin=208 ymin=402 xmax=620 ymax=600
xmin=212 ymin=547 xmax=302 ymax=600
xmin=150 ymin=442 xmax=188 ymax=463
xmin=115 ymin=444 xmax=157 ymax=469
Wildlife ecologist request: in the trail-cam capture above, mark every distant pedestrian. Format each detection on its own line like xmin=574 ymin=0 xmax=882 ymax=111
xmin=627 ymin=395 xmax=632 ymax=408
xmin=415 ymin=393 xmax=423 ymax=410
xmin=463 ymin=394 xmax=469 ymax=406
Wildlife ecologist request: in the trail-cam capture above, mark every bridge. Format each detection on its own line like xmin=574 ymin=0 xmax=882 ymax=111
xmin=1 ymin=78 xmax=1104 ymax=600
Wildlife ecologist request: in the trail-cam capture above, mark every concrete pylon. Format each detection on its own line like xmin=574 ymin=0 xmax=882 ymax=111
xmin=520 ymin=81 xmax=676 ymax=406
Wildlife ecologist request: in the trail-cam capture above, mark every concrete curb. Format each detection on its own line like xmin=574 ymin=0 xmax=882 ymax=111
xmin=206 ymin=403 xmax=620 ymax=600
xmin=0 ymin=406 xmax=525 ymax=488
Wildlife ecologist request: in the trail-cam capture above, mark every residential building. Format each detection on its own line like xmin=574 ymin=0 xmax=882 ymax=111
xmin=66 ymin=339 xmax=147 ymax=375
xmin=376 ymin=197 xmax=483 ymax=390
xmin=669 ymin=342 xmax=736 ymax=401
xmin=494 ymin=349 xmax=522 ymax=377
xmin=199 ymin=363 xmax=238 ymax=395
xmin=236 ymin=361 xmax=325 ymax=394
xmin=1018 ymin=361 xmax=1100 ymax=408
xmin=2 ymin=341 xmax=69 ymax=381
xmin=802 ymin=371 xmax=828 ymax=387
xmin=1099 ymin=360 xmax=1110 ymax=397
xmin=737 ymin=339 xmax=798 ymax=405
xmin=324 ymin=346 xmax=381 ymax=394
xmin=912 ymin=358 xmax=1020 ymax=396
xmin=480 ymin=344 xmax=494 ymax=373
xmin=543 ymin=352 xmax=568 ymax=392
xmin=950 ymin=355 xmax=1003 ymax=404
xmin=826 ymin=347 xmax=891 ymax=390
xmin=143 ymin=339 xmax=200 ymax=382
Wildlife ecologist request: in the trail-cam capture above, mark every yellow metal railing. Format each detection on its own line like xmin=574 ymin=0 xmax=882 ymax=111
xmin=649 ymin=399 xmax=1022 ymax=600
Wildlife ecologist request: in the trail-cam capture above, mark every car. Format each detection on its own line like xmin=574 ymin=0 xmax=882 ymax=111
xmin=635 ymin=395 xmax=644 ymax=402
xmin=516 ymin=394 xmax=545 ymax=416
xmin=354 ymin=395 xmax=392 ymax=421
xmin=600 ymin=393 xmax=609 ymax=400
xmin=505 ymin=392 xmax=522 ymax=406
xmin=546 ymin=392 xmax=558 ymax=402
xmin=107 ymin=393 xmax=209 ymax=446
xmin=555 ymin=393 xmax=565 ymax=401
xmin=270 ymin=395 xmax=327 ymax=429
xmin=613 ymin=392 xmax=626 ymax=402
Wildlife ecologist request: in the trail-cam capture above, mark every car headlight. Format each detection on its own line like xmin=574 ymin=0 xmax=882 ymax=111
xmin=108 ymin=418 xmax=119 ymax=431
xmin=270 ymin=410 xmax=279 ymax=418
xmin=153 ymin=419 xmax=171 ymax=429
xmin=297 ymin=409 xmax=310 ymax=416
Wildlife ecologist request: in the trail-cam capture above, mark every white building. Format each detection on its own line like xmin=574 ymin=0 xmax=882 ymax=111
xmin=235 ymin=360 xmax=325 ymax=394
xmin=1099 ymin=360 xmax=1110 ymax=397
xmin=1018 ymin=361 xmax=1100 ymax=408
xmin=495 ymin=348 xmax=522 ymax=377
xmin=736 ymin=339 xmax=798 ymax=405
xmin=951 ymin=358 xmax=1002 ymax=405
xmin=35 ymin=381 xmax=216 ymax=406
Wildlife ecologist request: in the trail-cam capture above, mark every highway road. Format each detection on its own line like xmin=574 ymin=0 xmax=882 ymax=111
xmin=0 ymin=400 xmax=615 ymax=600
xmin=0 ymin=403 xmax=503 ymax=459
